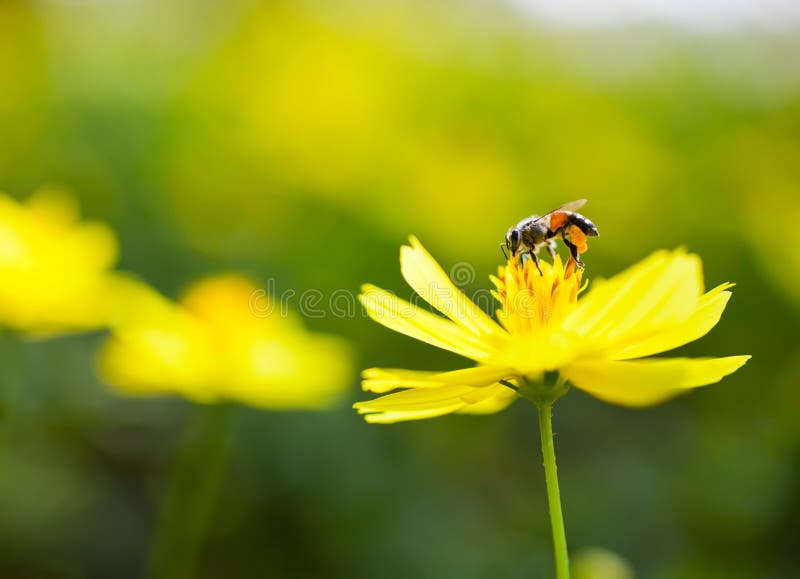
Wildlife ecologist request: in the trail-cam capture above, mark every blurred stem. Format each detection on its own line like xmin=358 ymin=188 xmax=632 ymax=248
xmin=537 ymin=401 xmax=570 ymax=579
xmin=0 ymin=334 xmax=21 ymax=471
xmin=145 ymin=403 xmax=234 ymax=579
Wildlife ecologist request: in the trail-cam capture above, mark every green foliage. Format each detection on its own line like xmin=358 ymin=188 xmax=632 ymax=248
xmin=1 ymin=1 xmax=799 ymax=577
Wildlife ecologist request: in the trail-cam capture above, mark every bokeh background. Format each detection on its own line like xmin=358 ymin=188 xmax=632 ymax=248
xmin=2 ymin=0 xmax=800 ymax=577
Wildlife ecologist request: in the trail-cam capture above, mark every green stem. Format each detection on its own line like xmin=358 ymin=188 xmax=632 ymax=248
xmin=537 ymin=401 xmax=570 ymax=579
xmin=145 ymin=403 xmax=234 ymax=579
xmin=0 ymin=334 xmax=21 ymax=473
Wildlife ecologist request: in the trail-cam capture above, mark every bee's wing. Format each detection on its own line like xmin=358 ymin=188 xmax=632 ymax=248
xmin=532 ymin=199 xmax=587 ymax=223
xmin=554 ymin=199 xmax=587 ymax=213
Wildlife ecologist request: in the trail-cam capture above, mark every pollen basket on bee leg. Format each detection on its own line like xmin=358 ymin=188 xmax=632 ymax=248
xmin=567 ymin=225 xmax=589 ymax=254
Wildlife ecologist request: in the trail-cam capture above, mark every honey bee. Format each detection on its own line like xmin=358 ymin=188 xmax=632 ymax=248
xmin=504 ymin=199 xmax=599 ymax=273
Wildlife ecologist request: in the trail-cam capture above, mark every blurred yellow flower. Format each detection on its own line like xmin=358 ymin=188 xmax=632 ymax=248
xmin=0 ymin=189 xmax=123 ymax=335
xmin=355 ymin=237 xmax=749 ymax=423
xmin=98 ymin=275 xmax=352 ymax=410
xmin=571 ymin=548 xmax=635 ymax=579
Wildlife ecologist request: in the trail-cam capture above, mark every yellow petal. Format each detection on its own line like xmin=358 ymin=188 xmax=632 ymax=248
xmin=563 ymin=250 xmax=672 ymax=333
xmin=354 ymin=382 xmax=517 ymax=423
xmin=456 ymin=384 xmax=518 ymax=414
xmin=562 ymin=355 xmax=751 ymax=407
xmin=25 ymin=188 xmax=81 ymax=228
xmin=97 ymin=315 xmax=218 ymax=403
xmin=360 ymin=284 xmax=496 ymax=361
xmin=400 ymin=236 xmax=501 ymax=338
xmin=359 ymin=405 xmax=468 ymax=424
xmin=181 ymin=274 xmax=259 ymax=321
xmin=0 ymin=190 xmax=123 ymax=334
xmin=362 ymin=365 xmax=515 ymax=393
xmin=354 ymin=384 xmax=475 ymax=420
xmin=609 ymin=283 xmax=734 ymax=360
xmin=565 ymin=250 xmax=703 ymax=342
xmin=63 ymin=221 xmax=119 ymax=271
xmin=100 ymin=277 xmax=353 ymax=411
xmin=231 ymin=333 xmax=352 ymax=410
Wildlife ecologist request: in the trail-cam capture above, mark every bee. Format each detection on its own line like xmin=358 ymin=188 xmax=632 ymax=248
xmin=503 ymin=199 xmax=599 ymax=273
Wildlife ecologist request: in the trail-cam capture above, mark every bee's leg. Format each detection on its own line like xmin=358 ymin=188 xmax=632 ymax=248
xmin=528 ymin=250 xmax=543 ymax=275
xmin=546 ymin=239 xmax=557 ymax=260
xmin=563 ymin=238 xmax=584 ymax=268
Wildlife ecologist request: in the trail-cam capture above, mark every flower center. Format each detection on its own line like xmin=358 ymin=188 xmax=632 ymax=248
xmin=491 ymin=255 xmax=583 ymax=335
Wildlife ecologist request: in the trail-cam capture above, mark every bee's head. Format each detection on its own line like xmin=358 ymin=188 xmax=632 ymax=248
xmin=505 ymin=228 xmax=521 ymax=256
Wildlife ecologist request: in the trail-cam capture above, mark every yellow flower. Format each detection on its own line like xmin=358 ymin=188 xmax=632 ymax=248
xmin=98 ymin=275 xmax=352 ymax=410
xmin=0 ymin=189 xmax=123 ymax=335
xmin=355 ymin=237 xmax=749 ymax=423
xmin=571 ymin=547 xmax=635 ymax=579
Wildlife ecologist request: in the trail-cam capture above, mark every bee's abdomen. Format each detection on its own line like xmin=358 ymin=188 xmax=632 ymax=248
xmin=568 ymin=213 xmax=599 ymax=237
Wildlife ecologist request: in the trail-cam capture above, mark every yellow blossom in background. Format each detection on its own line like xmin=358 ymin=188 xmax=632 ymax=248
xmin=355 ymin=237 xmax=749 ymax=423
xmin=98 ymin=274 xmax=352 ymax=410
xmin=571 ymin=548 xmax=635 ymax=579
xmin=0 ymin=189 xmax=124 ymax=336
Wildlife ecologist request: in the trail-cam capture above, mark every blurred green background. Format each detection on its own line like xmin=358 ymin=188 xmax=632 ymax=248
xmin=2 ymin=0 xmax=800 ymax=577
